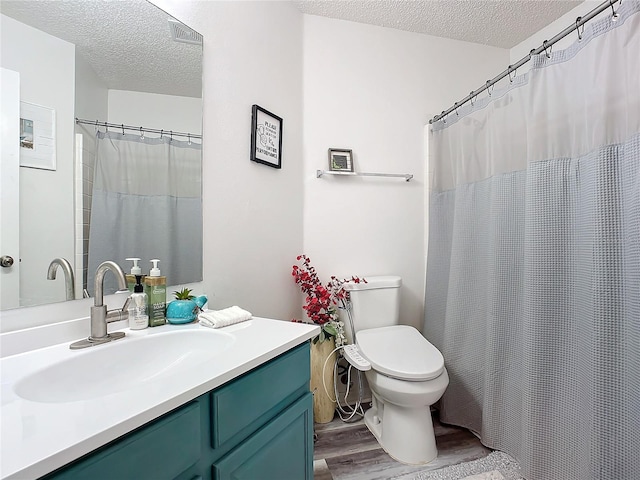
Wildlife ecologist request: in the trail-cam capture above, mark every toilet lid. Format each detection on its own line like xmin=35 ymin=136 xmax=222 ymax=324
xmin=356 ymin=325 xmax=444 ymax=381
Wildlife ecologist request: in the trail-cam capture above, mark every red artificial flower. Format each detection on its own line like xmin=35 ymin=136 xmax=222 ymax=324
xmin=291 ymin=254 xmax=366 ymax=326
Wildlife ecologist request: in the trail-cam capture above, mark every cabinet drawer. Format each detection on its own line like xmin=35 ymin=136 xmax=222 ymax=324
xmin=210 ymin=342 xmax=310 ymax=449
xmin=44 ymin=402 xmax=201 ymax=480
xmin=213 ymin=392 xmax=313 ymax=480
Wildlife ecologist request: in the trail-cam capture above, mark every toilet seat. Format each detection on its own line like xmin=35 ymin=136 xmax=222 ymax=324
xmin=357 ymin=325 xmax=444 ymax=381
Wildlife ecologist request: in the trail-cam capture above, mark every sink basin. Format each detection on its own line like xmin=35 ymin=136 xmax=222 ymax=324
xmin=14 ymin=329 xmax=235 ymax=403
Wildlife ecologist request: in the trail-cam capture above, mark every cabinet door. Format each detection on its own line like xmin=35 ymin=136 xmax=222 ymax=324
xmin=43 ymin=402 xmax=201 ymax=480
xmin=213 ymin=393 xmax=313 ymax=480
xmin=210 ymin=342 xmax=310 ymax=451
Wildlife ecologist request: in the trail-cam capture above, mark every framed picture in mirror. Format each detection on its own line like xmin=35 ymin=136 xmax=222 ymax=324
xmin=328 ymin=148 xmax=354 ymax=172
xmin=250 ymin=104 xmax=282 ymax=169
xmin=19 ymin=101 xmax=56 ymax=171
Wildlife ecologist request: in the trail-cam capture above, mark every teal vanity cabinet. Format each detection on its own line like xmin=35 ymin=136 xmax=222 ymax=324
xmin=42 ymin=342 xmax=313 ymax=480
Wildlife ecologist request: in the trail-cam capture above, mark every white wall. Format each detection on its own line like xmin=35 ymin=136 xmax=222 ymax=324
xmin=107 ymin=90 xmax=202 ymax=134
xmin=150 ymin=0 xmax=304 ymax=321
xmin=303 ymin=15 xmax=508 ymax=329
xmin=150 ymin=1 xmax=508 ymax=327
xmin=510 ymin=1 xmax=599 ymax=62
xmin=1 ymin=15 xmax=75 ymax=307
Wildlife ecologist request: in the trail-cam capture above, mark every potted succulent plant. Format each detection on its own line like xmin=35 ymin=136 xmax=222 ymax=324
xmin=166 ymin=288 xmax=207 ymax=324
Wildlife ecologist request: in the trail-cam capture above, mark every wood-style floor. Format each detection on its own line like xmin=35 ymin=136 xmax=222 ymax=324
xmin=313 ymin=408 xmax=492 ymax=480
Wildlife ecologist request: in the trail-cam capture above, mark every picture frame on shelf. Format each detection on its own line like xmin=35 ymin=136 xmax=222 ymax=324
xmin=328 ymin=148 xmax=354 ymax=173
xmin=250 ymin=104 xmax=283 ymax=169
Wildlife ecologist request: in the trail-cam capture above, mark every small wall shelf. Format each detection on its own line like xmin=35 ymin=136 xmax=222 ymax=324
xmin=316 ymin=170 xmax=413 ymax=182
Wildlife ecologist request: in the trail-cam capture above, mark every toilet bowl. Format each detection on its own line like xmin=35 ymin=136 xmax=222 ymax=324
xmin=356 ymin=325 xmax=449 ymax=465
xmin=343 ymin=276 xmax=449 ymax=465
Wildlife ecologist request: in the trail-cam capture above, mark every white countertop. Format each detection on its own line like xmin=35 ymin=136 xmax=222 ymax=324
xmin=0 ymin=318 xmax=319 ymax=480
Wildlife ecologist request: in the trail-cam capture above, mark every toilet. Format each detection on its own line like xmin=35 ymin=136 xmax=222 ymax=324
xmin=343 ymin=276 xmax=449 ymax=465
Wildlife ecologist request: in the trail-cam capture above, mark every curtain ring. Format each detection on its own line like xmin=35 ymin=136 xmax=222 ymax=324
xmin=187 ymin=133 xmax=192 ymax=145
xmin=470 ymin=91 xmax=476 ymax=106
xmin=576 ymin=17 xmax=584 ymax=41
xmin=170 ymin=131 xmax=173 ymax=142
xmin=441 ymin=111 xmax=447 ymax=124
xmin=543 ymin=40 xmax=552 ymax=58
xmin=454 ymin=102 xmax=459 ymax=116
xmin=121 ymin=124 xmax=125 ymax=136
xmin=610 ymin=0 xmax=619 ymax=21
xmin=486 ymin=80 xmax=494 ymax=97
xmin=140 ymin=127 xmax=144 ymax=139
xmin=508 ymin=65 xmax=516 ymax=83
xmin=160 ymin=129 xmax=164 ymax=138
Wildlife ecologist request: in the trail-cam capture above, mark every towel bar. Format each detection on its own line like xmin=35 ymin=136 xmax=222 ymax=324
xmin=316 ymin=170 xmax=413 ymax=182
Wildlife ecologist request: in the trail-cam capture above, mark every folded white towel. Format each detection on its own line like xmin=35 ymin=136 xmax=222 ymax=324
xmin=199 ymin=306 xmax=252 ymax=329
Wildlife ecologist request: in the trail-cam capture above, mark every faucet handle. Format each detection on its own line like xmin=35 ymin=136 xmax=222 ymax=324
xmin=121 ymin=295 xmax=132 ymax=312
xmin=106 ymin=295 xmax=132 ymax=323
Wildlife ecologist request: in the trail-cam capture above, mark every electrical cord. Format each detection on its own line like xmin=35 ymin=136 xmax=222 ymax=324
xmin=318 ymin=298 xmax=367 ymax=423
xmin=321 ymin=345 xmax=365 ymax=422
xmin=335 ymin=362 xmax=365 ymax=422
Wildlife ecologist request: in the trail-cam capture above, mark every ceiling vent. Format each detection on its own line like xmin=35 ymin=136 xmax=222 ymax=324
xmin=168 ymin=19 xmax=202 ymax=46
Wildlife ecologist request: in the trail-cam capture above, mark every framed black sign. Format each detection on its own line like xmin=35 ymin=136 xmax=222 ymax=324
xmin=250 ymin=104 xmax=283 ymax=169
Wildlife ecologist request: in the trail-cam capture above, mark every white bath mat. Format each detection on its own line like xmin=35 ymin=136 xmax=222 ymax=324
xmin=464 ymin=471 xmax=505 ymax=480
xmin=412 ymin=451 xmax=522 ymax=480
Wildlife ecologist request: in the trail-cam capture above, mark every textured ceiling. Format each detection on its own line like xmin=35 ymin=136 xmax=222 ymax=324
xmin=2 ymin=0 xmax=582 ymax=99
xmin=296 ymin=0 xmax=583 ymax=48
xmin=1 ymin=0 xmax=202 ymax=98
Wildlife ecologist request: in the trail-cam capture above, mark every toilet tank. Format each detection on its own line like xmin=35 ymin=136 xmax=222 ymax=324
xmin=342 ymin=276 xmax=402 ymax=340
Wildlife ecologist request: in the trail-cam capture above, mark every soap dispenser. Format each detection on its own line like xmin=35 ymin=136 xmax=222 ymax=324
xmin=125 ymin=258 xmax=142 ymax=292
xmin=128 ymin=275 xmax=149 ymax=330
xmin=145 ymin=259 xmax=167 ymax=327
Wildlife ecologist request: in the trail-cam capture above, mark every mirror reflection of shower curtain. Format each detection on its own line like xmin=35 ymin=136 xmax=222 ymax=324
xmin=87 ymin=131 xmax=202 ymax=296
xmin=425 ymin=3 xmax=639 ymax=480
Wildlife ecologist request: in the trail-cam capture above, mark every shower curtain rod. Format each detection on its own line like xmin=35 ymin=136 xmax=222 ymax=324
xmin=429 ymin=0 xmax=622 ymax=124
xmin=75 ymin=118 xmax=202 ymax=140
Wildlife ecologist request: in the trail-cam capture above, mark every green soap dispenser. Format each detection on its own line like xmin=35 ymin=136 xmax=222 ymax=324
xmin=125 ymin=257 xmax=142 ymax=292
xmin=145 ymin=259 xmax=167 ymax=327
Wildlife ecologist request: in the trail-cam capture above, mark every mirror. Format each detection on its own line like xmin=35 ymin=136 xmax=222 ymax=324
xmin=0 ymin=0 xmax=203 ymax=311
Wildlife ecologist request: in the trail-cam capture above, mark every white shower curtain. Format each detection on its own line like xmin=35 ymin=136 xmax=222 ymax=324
xmin=425 ymin=2 xmax=639 ymax=479
xmin=88 ymin=131 xmax=202 ymax=295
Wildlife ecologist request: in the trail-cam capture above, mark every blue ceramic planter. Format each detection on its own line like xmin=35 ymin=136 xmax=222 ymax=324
xmin=166 ymin=295 xmax=207 ymax=324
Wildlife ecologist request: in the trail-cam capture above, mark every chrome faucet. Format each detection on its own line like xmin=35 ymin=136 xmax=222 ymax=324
xmin=47 ymin=257 xmax=75 ymax=301
xmin=70 ymin=261 xmax=131 ymax=350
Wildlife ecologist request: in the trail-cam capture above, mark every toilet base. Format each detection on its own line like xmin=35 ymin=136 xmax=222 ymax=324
xmin=364 ymin=394 xmax=438 ymax=465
